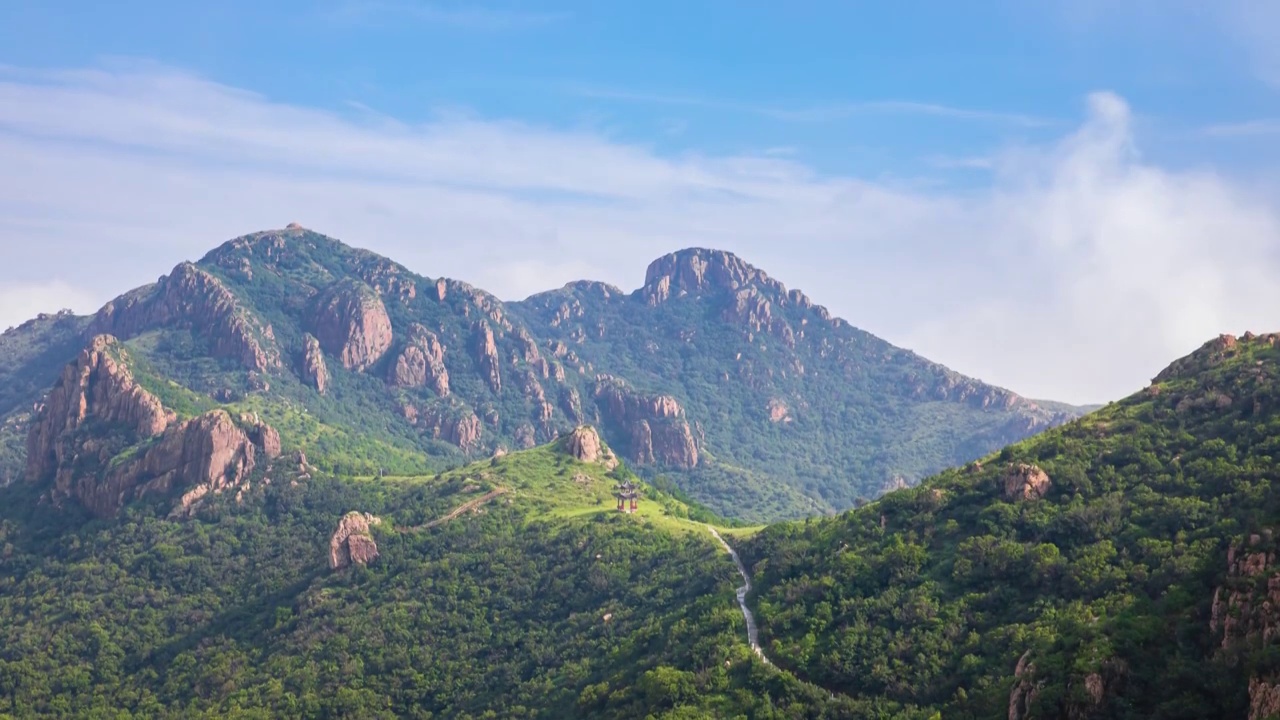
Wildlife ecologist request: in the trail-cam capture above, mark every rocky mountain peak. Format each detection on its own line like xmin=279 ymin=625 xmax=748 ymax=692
xmin=1153 ymin=332 xmax=1280 ymax=384
xmin=642 ymin=248 xmax=784 ymax=306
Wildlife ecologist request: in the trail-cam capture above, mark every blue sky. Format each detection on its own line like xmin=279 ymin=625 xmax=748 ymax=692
xmin=2 ymin=0 xmax=1280 ymax=403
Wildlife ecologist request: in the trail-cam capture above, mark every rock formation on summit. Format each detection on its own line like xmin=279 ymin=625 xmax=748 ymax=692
xmin=310 ymin=278 xmax=394 ymax=372
xmin=563 ymin=426 xmax=618 ymax=469
xmin=329 ymin=511 xmax=382 ymax=569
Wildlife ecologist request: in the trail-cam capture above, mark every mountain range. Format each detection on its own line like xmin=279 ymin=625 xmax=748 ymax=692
xmin=1 ymin=226 xmax=1279 ymax=717
xmin=0 ymin=225 xmax=1087 ymax=522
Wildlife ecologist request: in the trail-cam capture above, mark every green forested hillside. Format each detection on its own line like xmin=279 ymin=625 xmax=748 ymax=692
xmin=743 ymin=333 xmax=1280 ymax=718
xmin=0 ymin=439 xmax=895 ymax=719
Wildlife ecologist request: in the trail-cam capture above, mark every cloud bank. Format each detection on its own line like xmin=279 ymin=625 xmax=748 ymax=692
xmin=2 ymin=63 xmax=1278 ymax=404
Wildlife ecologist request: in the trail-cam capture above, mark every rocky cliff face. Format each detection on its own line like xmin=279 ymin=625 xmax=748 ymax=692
xmin=401 ymin=401 xmax=482 ymax=453
xmin=89 ymin=262 xmax=280 ymax=372
xmin=329 ymin=511 xmax=381 ymax=570
xmin=25 ymin=336 xmax=280 ymax=517
xmin=310 ymin=278 xmax=394 ymax=372
xmin=642 ymin=248 xmax=779 ymax=305
xmin=593 ymin=377 xmax=698 ymax=468
xmin=472 ymin=322 xmax=502 ymax=394
xmin=389 ymin=324 xmax=449 ymax=396
xmin=300 ymin=333 xmax=330 ymax=395
xmin=1210 ymin=531 xmax=1280 ymax=720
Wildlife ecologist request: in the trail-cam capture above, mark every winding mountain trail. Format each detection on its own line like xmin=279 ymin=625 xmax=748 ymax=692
xmin=398 ymin=488 xmax=508 ymax=532
xmin=708 ymin=526 xmax=771 ymax=665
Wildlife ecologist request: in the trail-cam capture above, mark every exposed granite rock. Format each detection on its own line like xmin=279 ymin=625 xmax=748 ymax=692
xmin=642 ymin=248 xmax=786 ymax=306
xmin=1002 ymin=463 xmax=1051 ymax=501
xmin=355 ymin=255 xmax=417 ymax=303
xmin=514 ymin=423 xmax=536 ymax=449
xmin=300 ymin=333 xmax=330 ymax=395
xmin=25 ymin=335 xmax=175 ymax=487
xmin=89 ymin=262 xmax=280 ymax=372
xmin=594 ymin=376 xmax=698 ymax=468
xmin=563 ymin=426 xmax=618 ymax=469
xmin=329 ymin=511 xmax=382 ymax=570
xmin=560 ymin=387 xmax=584 ymax=424
xmin=767 ymin=398 xmax=790 ymax=423
xmin=1251 ymin=679 xmax=1280 ymax=720
xmin=25 ymin=335 xmax=281 ymax=517
xmin=309 ymin=278 xmax=393 ymax=372
xmin=1208 ymin=532 xmax=1280 ymax=720
xmin=389 ymin=324 xmax=450 ymax=396
xmin=1153 ymin=333 xmax=1274 ymax=384
xmin=1008 ymin=651 xmax=1042 ymax=720
xmin=402 ymin=402 xmax=481 ymax=452
xmin=472 ymin=322 xmax=502 ymax=393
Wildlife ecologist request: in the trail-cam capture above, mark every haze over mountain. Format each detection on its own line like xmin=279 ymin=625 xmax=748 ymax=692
xmin=0 ymin=226 xmax=1086 ymax=521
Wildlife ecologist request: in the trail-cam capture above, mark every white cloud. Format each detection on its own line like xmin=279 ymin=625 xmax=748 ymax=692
xmin=2 ymin=64 xmax=1279 ymax=404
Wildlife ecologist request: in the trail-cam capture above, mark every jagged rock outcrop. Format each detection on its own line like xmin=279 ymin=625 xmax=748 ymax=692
xmin=1210 ymin=531 xmax=1280 ymax=720
xmin=300 ymin=333 xmax=330 ymax=395
xmin=25 ymin=337 xmax=281 ymax=516
xmin=563 ymin=426 xmax=618 ymax=469
xmin=89 ymin=262 xmax=280 ymax=372
xmin=1154 ymin=332 xmax=1280 ymax=384
xmin=402 ymin=402 xmax=481 ymax=452
xmin=389 ymin=324 xmax=449 ymax=396
xmin=25 ymin=335 xmax=175 ymax=486
xmin=642 ymin=248 xmax=780 ymax=305
xmin=1002 ymin=463 xmax=1051 ymax=501
xmin=594 ymin=377 xmax=698 ymax=468
xmin=310 ymin=278 xmax=393 ymax=372
xmin=1008 ymin=651 xmax=1041 ymax=720
xmin=329 ymin=511 xmax=381 ymax=569
xmin=472 ymin=322 xmax=502 ymax=393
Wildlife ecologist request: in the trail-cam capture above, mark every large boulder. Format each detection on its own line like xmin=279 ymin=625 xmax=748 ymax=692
xmin=564 ymin=426 xmax=618 ymax=469
xmin=330 ymin=511 xmax=382 ymax=569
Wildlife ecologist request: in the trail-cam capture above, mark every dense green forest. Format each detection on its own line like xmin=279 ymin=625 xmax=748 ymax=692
xmin=743 ymin=333 xmax=1280 ymax=718
xmin=0 ymin=438 xmax=907 ymax=719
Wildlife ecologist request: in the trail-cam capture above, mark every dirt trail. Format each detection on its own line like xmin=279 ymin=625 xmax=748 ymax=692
xmin=708 ymin=526 xmax=771 ymax=665
xmin=399 ymin=488 xmax=508 ymax=531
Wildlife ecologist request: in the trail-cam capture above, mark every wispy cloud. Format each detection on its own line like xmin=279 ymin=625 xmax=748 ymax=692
xmin=2 ymin=64 xmax=1279 ymax=405
xmin=322 ymin=0 xmax=568 ymax=30
xmin=569 ymin=85 xmax=1058 ymax=128
xmin=1202 ymin=119 xmax=1280 ymax=137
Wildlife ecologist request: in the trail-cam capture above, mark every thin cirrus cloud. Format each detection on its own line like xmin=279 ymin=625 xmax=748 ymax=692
xmin=566 ymin=85 xmax=1058 ymax=128
xmin=2 ymin=62 xmax=1280 ymax=405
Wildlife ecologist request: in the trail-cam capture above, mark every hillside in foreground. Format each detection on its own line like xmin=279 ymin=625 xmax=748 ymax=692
xmin=743 ymin=332 xmax=1280 ymax=719
xmin=0 ymin=424 xmax=901 ymax=719
xmin=0 ymin=226 xmax=1086 ymax=521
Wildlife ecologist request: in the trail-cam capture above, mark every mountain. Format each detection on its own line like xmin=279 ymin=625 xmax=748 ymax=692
xmin=0 ymin=226 xmax=1082 ymax=521
xmin=740 ymin=331 xmax=1280 ymax=718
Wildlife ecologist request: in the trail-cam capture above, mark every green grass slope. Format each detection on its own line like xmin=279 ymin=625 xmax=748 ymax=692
xmin=743 ymin=332 xmax=1280 ymax=718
